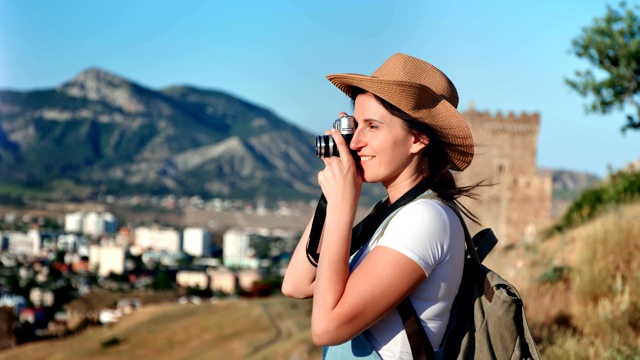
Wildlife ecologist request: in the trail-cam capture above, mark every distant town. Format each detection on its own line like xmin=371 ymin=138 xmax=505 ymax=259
xmin=0 ymin=194 xmax=317 ymax=349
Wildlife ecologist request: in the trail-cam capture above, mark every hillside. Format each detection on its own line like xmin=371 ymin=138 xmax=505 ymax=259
xmin=0 ymin=296 xmax=320 ymax=360
xmin=0 ymin=200 xmax=638 ymax=359
xmin=483 ymin=199 xmax=640 ymax=358
xmin=0 ymin=68 xmax=321 ymax=202
xmin=0 ymin=67 xmax=604 ymax=207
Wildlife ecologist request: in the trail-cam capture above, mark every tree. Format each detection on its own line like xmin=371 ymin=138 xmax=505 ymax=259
xmin=565 ymin=2 xmax=640 ymax=133
xmin=151 ymin=270 xmax=174 ymax=291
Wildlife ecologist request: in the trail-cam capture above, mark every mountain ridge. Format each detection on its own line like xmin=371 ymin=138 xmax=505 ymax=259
xmin=0 ymin=68 xmax=322 ymax=202
xmin=0 ymin=68 xmax=600 ymax=204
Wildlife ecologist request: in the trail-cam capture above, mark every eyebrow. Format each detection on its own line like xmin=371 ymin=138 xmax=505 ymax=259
xmin=358 ymin=118 xmax=384 ymax=124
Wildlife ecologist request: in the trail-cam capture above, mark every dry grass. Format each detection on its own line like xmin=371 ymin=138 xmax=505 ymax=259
xmin=2 ymin=202 xmax=640 ymax=359
xmin=0 ymin=297 xmax=321 ymax=360
xmin=487 ymin=200 xmax=640 ymax=359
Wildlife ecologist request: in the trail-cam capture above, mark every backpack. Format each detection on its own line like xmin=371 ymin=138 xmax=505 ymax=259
xmin=397 ymin=200 xmax=541 ymax=360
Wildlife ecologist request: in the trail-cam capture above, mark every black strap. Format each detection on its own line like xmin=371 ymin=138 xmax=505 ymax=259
xmin=396 ymin=201 xmax=469 ymax=359
xmin=305 ymin=180 xmax=435 ymax=360
xmin=306 ymin=180 xmax=431 ymax=267
xmin=306 ymin=194 xmax=328 ymax=266
xmin=397 ymin=201 xmax=499 ymax=360
xmin=395 ymin=202 xmax=472 ymax=360
xmin=398 ymin=297 xmax=433 ymax=360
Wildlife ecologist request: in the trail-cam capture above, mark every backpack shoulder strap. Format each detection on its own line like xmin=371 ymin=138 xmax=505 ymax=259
xmin=307 ymin=181 xmax=432 ymax=267
xmin=471 ymin=228 xmax=498 ymax=263
xmin=397 ymin=200 xmax=497 ymax=360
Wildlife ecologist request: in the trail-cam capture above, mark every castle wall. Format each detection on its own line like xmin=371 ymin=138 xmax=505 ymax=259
xmin=455 ymin=108 xmax=552 ymax=245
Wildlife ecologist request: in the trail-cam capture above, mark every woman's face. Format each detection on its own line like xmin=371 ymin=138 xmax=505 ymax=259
xmin=350 ymin=92 xmax=426 ymax=188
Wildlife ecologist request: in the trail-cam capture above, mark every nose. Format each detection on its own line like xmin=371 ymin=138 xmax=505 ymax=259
xmin=350 ymin=125 xmax=364 ymax=151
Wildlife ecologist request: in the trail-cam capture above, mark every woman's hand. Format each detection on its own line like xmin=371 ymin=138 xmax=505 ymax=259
xmin=317 ymin=114 xmax=362 ymax=209
xmin=282 ymin=112 xmax=361 ymax=301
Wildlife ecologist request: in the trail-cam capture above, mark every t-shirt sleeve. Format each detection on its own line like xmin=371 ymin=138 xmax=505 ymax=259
xmin=375 ymin=199 xmax=454 ymax=276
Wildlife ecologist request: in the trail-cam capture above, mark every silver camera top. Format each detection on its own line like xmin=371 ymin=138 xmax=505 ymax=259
xmin=332 ymin=115 xmax=356 ymax=135
xmin=316 ymin=115 xmax=356 ymax=158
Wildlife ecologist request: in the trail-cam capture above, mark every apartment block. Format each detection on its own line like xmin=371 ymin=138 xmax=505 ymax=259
xmin=134 ymin=226 xmax=181 ymax=253
xmin=183 ymin=227 xmax=211 ymax=258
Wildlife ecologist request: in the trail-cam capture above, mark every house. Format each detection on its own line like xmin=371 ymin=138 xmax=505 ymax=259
xmin=19 ymin=308 xmax=46 ymax=326
xmin=176 ymin=271 xmax=209 ymax=290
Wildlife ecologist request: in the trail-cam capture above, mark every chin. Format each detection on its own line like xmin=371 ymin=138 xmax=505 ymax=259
xmin=361 ymin=175 xmax=379 ymax=184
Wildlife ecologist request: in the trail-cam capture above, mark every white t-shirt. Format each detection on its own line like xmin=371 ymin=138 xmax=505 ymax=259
xmin=350 ymin=197 xmax=465 ymax=359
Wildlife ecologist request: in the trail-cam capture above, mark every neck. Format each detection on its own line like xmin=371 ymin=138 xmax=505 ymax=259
xmin=385 ymin=174 xmax=428 ymax=204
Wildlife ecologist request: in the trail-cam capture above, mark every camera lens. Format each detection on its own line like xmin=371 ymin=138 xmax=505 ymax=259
xmin=316 ymin=134 xmax=337 ymax=158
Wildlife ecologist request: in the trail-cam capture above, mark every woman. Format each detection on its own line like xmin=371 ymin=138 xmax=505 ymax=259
xmin=281 ymin=53 xmax=477 ymax=359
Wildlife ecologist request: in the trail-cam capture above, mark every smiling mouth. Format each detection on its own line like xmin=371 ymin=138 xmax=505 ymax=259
xmin=359 ymin=156 xmax=375 ymax=162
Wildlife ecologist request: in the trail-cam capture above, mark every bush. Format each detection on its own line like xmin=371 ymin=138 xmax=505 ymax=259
xmin=101 ymin=336 xmax=122 ymax=348
xmin=536 ymin=265 xmax=570 ymax=284
xmin=547 ymin=169 xmax=640 ymax=236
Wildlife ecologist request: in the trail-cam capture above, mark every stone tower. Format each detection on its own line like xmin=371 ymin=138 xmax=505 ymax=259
xmin=455 ymin=104 xmax=552 ymax=245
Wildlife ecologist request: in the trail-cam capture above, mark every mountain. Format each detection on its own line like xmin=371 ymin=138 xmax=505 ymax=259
xmin=0 ymin=68 xmax=322 ymax=201
xmin=538 ymin=168 xmax=602 ymax=217
xmin=538 ymin=168 xmax=601 ymax=196
xmin=0 ymin=68 xmax=598 ymax=205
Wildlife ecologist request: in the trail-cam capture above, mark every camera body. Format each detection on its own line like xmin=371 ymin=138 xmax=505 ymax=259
xmin=316 ymin=115 xmax=356 ymax=158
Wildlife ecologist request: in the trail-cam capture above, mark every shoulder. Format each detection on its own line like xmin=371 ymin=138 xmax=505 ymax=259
xmin=389 ymin=198 xmax=458 ymax=232
xmin=376 ymin=198 xmax=463 ymax=274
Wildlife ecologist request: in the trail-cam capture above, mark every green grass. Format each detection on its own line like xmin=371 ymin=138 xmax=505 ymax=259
xmin=0 ymin=180 xmax=94 ymax=201
xmin=0 ymin=183 xmax=49 ymax=197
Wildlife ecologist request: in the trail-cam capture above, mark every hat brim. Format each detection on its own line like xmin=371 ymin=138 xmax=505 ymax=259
xmin=327 ymin=73 xmax=474 ymax=171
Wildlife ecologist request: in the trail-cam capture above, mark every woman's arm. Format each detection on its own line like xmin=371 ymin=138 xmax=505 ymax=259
xmin=309 ymin=130 xmax=428 ymax=346
xmin=311 ymin=215 xmax=427 ymax=346
xmin=281 ymin=216 xmax=318 ymax=299
xmin=282 ymin=123 xmax=352 ymax=299
xmin=314 ymin=247 xmax=427 ymax=345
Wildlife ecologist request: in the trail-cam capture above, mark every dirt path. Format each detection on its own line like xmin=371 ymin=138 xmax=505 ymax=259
xmin=248 ymin=300 xmax=302 ymax=357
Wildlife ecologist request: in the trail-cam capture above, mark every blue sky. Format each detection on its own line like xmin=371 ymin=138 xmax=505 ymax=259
xmin=1 ymin=0 xmax=638 ymax=178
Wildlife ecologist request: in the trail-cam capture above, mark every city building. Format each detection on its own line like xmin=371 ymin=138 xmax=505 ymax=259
xmin=115 ymin=227 xmax=134 ymax=246
xmin=207 ymin=267 xmax=236 ymax=295
xmin=176 ymin=271 xmax=209 ymax=290
xmin=57 ymin=233 xmax=88 ymax=252
xmin=89 ymin=244 xmax=126 ymax=277
xmin=134 ymin=226 xmax=181 ymax=254
xmin=83 ymin=212 xmax=118 ymax=238
xmin=29 ymin=288 xmax=55 ymax=308
xmin=237 ymin=269 xmax=261 ymax=292
xmin=64 ymin=212 xmax=83 ymax=234
xmin=6 ymin=228 xmax=41 ymax=256
xmin=182 ymin=227 xmax=211 ymax=258
xmin=222 ymin=227 xmax=271 ymax=269
xmin=64 ymin=211 xmax=118 ymax=238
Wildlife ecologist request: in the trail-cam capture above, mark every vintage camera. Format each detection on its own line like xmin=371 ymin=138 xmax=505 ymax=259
xmin=315 ymin=115 xmax=356 ymax=158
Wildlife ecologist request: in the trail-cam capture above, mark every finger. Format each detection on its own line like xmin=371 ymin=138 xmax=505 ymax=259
xmin=337 ymin=111 xmax=348 ymax=118
xmin=330 ymin=129 xmax=352 ymax=161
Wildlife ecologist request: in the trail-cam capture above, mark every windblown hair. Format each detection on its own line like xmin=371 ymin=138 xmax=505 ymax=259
xmin=351 ymin=88 xmax=483 ymax=223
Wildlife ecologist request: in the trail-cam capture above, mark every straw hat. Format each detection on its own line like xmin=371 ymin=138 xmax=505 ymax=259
xmin=326 ymin=53 xmax=474 ymax=171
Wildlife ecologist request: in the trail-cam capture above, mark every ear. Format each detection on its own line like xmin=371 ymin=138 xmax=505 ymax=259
xmin=410 ymin=132 xmax=429 ymax=154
